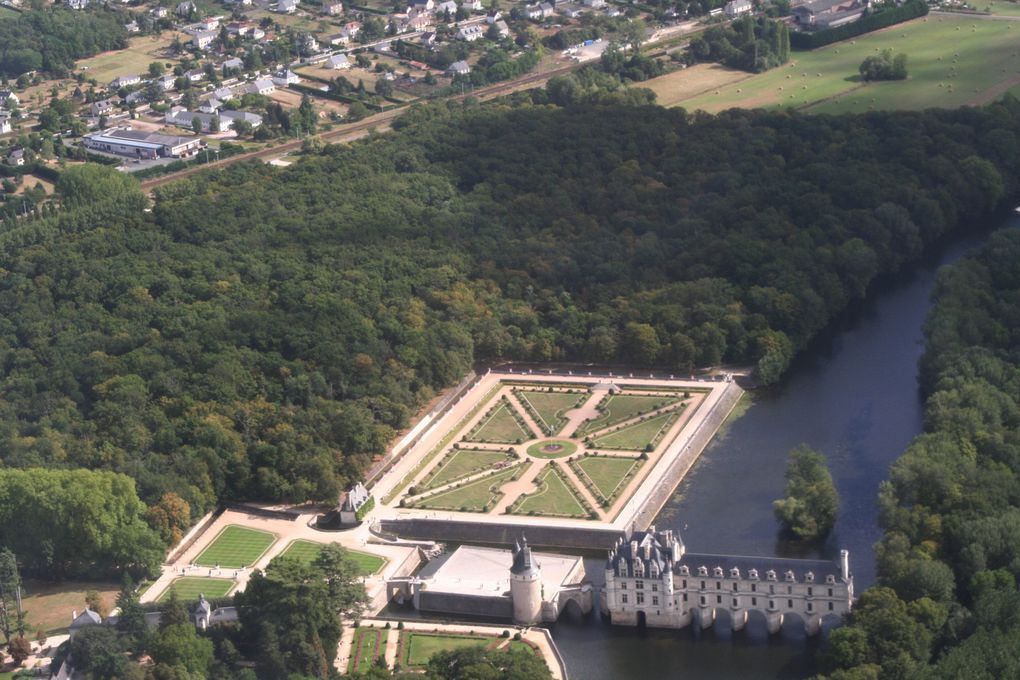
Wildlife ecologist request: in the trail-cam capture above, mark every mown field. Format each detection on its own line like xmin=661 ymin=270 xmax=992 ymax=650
xmin=77 ymin=33 xmax=185 ymax=82
xmin=666 ymin=16 xmax=1020 ymax=113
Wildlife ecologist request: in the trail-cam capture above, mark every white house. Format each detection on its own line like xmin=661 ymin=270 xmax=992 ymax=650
xmin=222 ymin=57 xmax=245 ymax=73
xmin=66 ymin=0 xmax=88 ymax=9
xmin=323 ymin=0 xmax=344 ymax=14
xmin=724 ymin=0 xmax=753 ymax=16
xmin=583 ymin=0 xmax=606 ymax=7
xmin=192 ymin=30 xmax=218 ymax=49
xmin=6 ymin=148 xmax=25 ymax=166
xmin=272 ymin=69 xmax=301 ymax=86
xmin=0 ymin=91 xmax=21 ymax=108
xmin=214 ymin=86 xmax=236 ymax=100
xmin=196 ymin=16 xmax=220 ymax=30
xmin=0 ymin=115 xmax=11 ymax=135
xmin=493 ymin=19 xmax=510 ymax=37
xmin=89 ymin=98 xmax=118 ymax=117
xmin=525 ymin=2 xmax=553 ymax=19
xmin=325 ymin=53 xmax=352 ymax=69
xmin=112 ymin=74 xmax=142 ymax=89
xmin=151 ymin=6 xmax=168 ymax=17
xmin=245 ymin=78 xmax=276 ymax=96
xmin=125 ymin=20 xmax=140 ymax=33
xmin=456 ymin=24 xmax=484 ymax=41
xmin=325 ymin=31 xmax=351 ymax=45
xmin=447 ymin=59 xmax=471 ymax=76
xmin=435 ymin=0 xmax=457 ymax=13
xmin=277 ymin=0 xmax=298 ymax=12
xmin=462 ymin=0 xmax=483 ymax=9
xmin=199 ymin=97 xmax=222 ymax=113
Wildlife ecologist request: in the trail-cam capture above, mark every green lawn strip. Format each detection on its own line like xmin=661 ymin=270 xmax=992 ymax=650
xmin=463 ymin=398 xmax=535 ymax=444
xmin=420 ymin=448 xmax=513 ymax=490
xmin=514 ymin=389 xmax=584 ymax=436
xmin=193 ymin=525 xmax=277 ymax=568
xmin=402 ymin=632 xmax=490 ymax=668
xmin=679 ymin=16 xmax=1020 ymax=114
xmin=157 ymin=577 xmax=234 ymax=602
xmin=576 ymin=393 xmax=680 ymax=436
xmin=412 ymin=463 xmax=526 ymax=512
xmin=509 ymin=466 xmax=588 ymax=518
xmin=279 ymin=539 xmax=387 ymax=575
xmin=382 ymin=384 xmax=500 ymax=504
xmin=348 ymin=627 xmax=388 ymax=674
xmin=572 ymin=455 xmax=643 ymax=504
xmin=591 ymin=409 xmax=682 ymax=451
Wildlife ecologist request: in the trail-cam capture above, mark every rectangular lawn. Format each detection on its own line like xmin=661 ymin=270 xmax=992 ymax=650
xmin=194 ymin=525 xmax=276 ymax=568
xmin=403 ymin=633 xmax=489 ymax=668
xmin=574 ymin=456 xmax=642 ymax=502
xmin=157 ymin=577 xmax=234 ymax=602
xmin=348 ymin=627 xmax=388 ymax=674
xmin=279 ymin=539 xmax=387 ymax=575
xmin=423 ymin=448 xmax=512 ymax=489
xmin=463 ymin=400 xmax=534 ymax=443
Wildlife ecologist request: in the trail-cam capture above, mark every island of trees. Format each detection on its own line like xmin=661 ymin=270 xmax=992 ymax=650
xmin=773 ymin=445 xmax=839 ymax=541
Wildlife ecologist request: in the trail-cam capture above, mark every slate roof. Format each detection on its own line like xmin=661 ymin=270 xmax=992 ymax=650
xmin=510 ymin=537 xmax=539 ymax=576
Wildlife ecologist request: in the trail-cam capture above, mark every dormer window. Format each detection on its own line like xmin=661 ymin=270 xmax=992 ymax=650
xmin=785 ymin=570 xmax=796 ymax=582
xmin=713 ymin=567 xmax=724 ymax=578
xmin=766 ymin=570 xmax=777 ymax=581
xmin=805 ymin=572 xmax=815 ymax=583
xmin=826 ymin=574 xmax=836 ymax=585
xmin=698 ymin=566 xmax=708 ymax=577
xmin=679 ymin=566 xmax=690 ymax=576
xmin=748 ymin=569 xmax=759 ymax=580
xmin=730 ymin=567 xmax=741 ymax=579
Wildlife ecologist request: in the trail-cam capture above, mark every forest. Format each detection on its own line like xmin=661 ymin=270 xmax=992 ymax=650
xmin=0 ymin=93 xmax=1018 ymax=543
xmin=0 ymin=6 xmax=129 ymax=77
xmin=819 ymin=229 xmax=1020 ymax=678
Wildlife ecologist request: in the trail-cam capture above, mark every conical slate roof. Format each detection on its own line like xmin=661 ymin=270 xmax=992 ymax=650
xmin=510 ymin=536 xmax=539 ymax=576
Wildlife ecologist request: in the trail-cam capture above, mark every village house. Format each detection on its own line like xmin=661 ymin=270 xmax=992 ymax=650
xmin=493 ymin=19 xmax=510 ymax=37
xmin=300 ymin=34 xmax=320 ymax=54
xmin=222 ymin=57 xmax=245 ymax=74
xmin=192 ymin=30 xmax=218 ymax=50
xmin=325 ymin=31 xmax=351 ymax=45
xmin=420 ymin=31 xmax=437 ymax=46
xmin=157 ymin=74 xmax=177 ymax=91
xmin=0 ymin=91 xmax=20 ymax=109
xmin=277 ymin=0 xmax=298 ymax=12
xmin=724 ymin=0 xmax=753 ymax=17
xmin=196 ymin=16 xmax=221 ymax=30
xmin=558 ymin=4 xmax=586 ymax=18
xmin=65 ymin=0 xmax=88 ymax=9
xmin=462 ymin=0 xmax=484 ymax=10
xmin=405 ymin=11 xmax=432 ymax=30
xmin=213 ymin=86 xmax=236 ymax=100
xmin=245 ymin=78 xmax=276 ymax=96
xmin=435 ymin=0 xmax=457 ymax=14
xmin=272 ymin=69 xmax=301 ymax=86
xmin=176 ymin=0 xmax=196 ymax=16
xmin=165 ymin=106 xmax=263 ymax=132
xmin=344 ymin=20 xmax=362 ymax=35
xmin=447 ymin=59 xmax=471 ymax=76
xmin=150 ymin=5 xmax=168 ymax=18
xmin=125 ymin=20 xmax=140 ymax=33
xmin=323 ymin=0 xmax=344 ymax=14
xmin=456 ymin=24 xmax=484 ymax=40
xmin=525 ymin=2 xmax=554 ymax=19
xmin=199 ymin=97 xmax=223 ymax=113
xmin=6 ymin=148 xmax=26 ymax=166
xmin=89 ymin=98 xmax=118 ymax=117
xmin=111 ymin=74 xmax=142 ymax=89
xmin=325 ymin=53 xmax=352 ymax=69
xmin=792 ymin=0 xmax=866 ymax=29
xmin=409 ymin=0 xmax=435 ymax=12
xmin=0 ymin=115 xmax=12 ymax=135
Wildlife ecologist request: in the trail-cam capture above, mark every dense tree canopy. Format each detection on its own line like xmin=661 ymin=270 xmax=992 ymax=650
xmin=0 ymin=6 xmax=129 ymax=77
xmin=0 ymin=94 xmax=1018 ymax=524
xmin=822 ymin=229 xmax=1020 ymax=677
xmin=773 ymin=445 xmax=839 ymax=541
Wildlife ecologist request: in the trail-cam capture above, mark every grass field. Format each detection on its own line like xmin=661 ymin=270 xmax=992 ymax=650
xmin=512 ymin=467 xmax=587 ymax=517
xmin=515 ymin=390 xmax=582 ymax=435
xmin=574 ymin=456 xmax=642 ymax=501
xmin=643 ymin=63 xmax=751 ymax=107
xmin=157 ymin=577 xmax=234 ymax=602
xmin=194 ymin=525 xmax=277 ymax=568
xmin=415 ymin=464 xmax=524 ymax=511
xmin=423 ymin=448 xmax=511 ymax=489
xmin=592 ymin=410 xmax=680 ymax=451
xmin=673 ymin=16 xmax=1020 ymax=113
xmin=20 ymin=580 xmax=119 ymax=634
xmin=986 ymin=1 xmax=1020 ymax=16
xmin=279 ymin=539 xmax=387 ymax=575
xmin=77 ymin=34 xmax=184 ymax=82
xmin=402 ymin=633 xmax=490 ymax=668
xmin=464 ymin=400 xmax=534 ymax=443
xmin=578 ymin=393 xmax=679 ymax=435
xmin=348 ymin=627 xmax=388 ymax=674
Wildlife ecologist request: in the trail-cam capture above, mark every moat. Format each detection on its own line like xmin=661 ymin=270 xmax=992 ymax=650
xmin=548 ymin=219 xmax=1013 ymax=679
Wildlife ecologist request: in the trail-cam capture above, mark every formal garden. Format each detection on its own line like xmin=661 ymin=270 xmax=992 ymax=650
xmin=348 ymin=626 xmax=389 ymax=674
xmin=396 ymin=630 xmax=540 ymax=669
xmin=387 ymin=377 xmax=712 ymax=522
xmin=279 ymin=539 xmax=387 ymax=575
xmin=157 ymin=577 xmax=234 ymax=602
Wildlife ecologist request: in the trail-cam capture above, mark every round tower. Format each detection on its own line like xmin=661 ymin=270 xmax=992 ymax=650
xmin=510 ymin=537 xmax=542 ymax=625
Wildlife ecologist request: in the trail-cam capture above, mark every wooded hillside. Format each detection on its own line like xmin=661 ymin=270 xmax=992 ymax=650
xmin=0 ymin=96 xmax=1018 ymax=521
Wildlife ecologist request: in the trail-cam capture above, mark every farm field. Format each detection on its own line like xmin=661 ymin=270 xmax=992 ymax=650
xmin=157 ymin=577 xmax=234 ymax=602
xmin=642 ymin=63 xmax=751 ymax=107
xmin=463 ymin=400 xmax=534 ymax=443
xmin=511 ymin=467 xmax=587 ymax=517
xmin=592 ymin=409 xmax=679 ymax=451
xmin=985 ymin=1 xmax=1020 ymax=16
xmin=193 ymin=525 xmax=276 ymax=568
xmin=279 ymin=539 xmax=387 ymax=574
xmin=574 ymin=456 xmax=642 ymax=501
xmin=674 ymin=16 xmax=1020 ymax=113
xmin=414 ymin=464 xmax=524 ymax=511
xmin=577 ymin=393 xmax=679 ymax=435
xmin=515 ymin=389 xmax=582 ymax=435
xmin=77 ymin=33 xmax=186 ymax=82
xmin=20 ymin=580 xmax=119 ymax=634
xmin=422 ymin=448 xmax=511 ymax=489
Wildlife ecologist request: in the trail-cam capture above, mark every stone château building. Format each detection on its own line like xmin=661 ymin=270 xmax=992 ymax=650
xmin=602 ymin=528 xmax=853 ymax=635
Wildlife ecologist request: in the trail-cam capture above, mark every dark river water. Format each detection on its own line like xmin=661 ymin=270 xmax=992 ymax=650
xmin=548 ymin=218 xmax=1013 ymax=680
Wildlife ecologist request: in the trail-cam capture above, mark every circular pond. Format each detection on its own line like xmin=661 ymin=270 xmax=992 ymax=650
xmin=526 ymin=439 xmax=579 ymax=459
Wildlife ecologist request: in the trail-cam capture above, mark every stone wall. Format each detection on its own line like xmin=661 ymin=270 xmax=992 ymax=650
xmin=378 ymin=518 xmax=625 ymax=550
xmin=417 ymin=591 xmax=515 ymax=619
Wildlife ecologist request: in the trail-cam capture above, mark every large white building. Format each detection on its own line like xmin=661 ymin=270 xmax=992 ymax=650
xmin=603 ymin=528 xmax=853 ymax=635
xmin=83 ymin=128 xmax=205 ymax=159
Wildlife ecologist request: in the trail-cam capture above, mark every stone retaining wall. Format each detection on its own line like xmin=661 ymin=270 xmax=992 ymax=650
xmin=379 ymin=518 xmax=625 ymax=550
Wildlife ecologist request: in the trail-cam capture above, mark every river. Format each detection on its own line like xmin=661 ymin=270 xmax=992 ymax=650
xmin=548 ymin=218 xmax=1012 ymax=679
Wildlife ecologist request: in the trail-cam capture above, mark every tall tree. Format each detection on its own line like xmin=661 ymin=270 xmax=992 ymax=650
xmin=773 ymin=445 xmax=840 ymax=540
